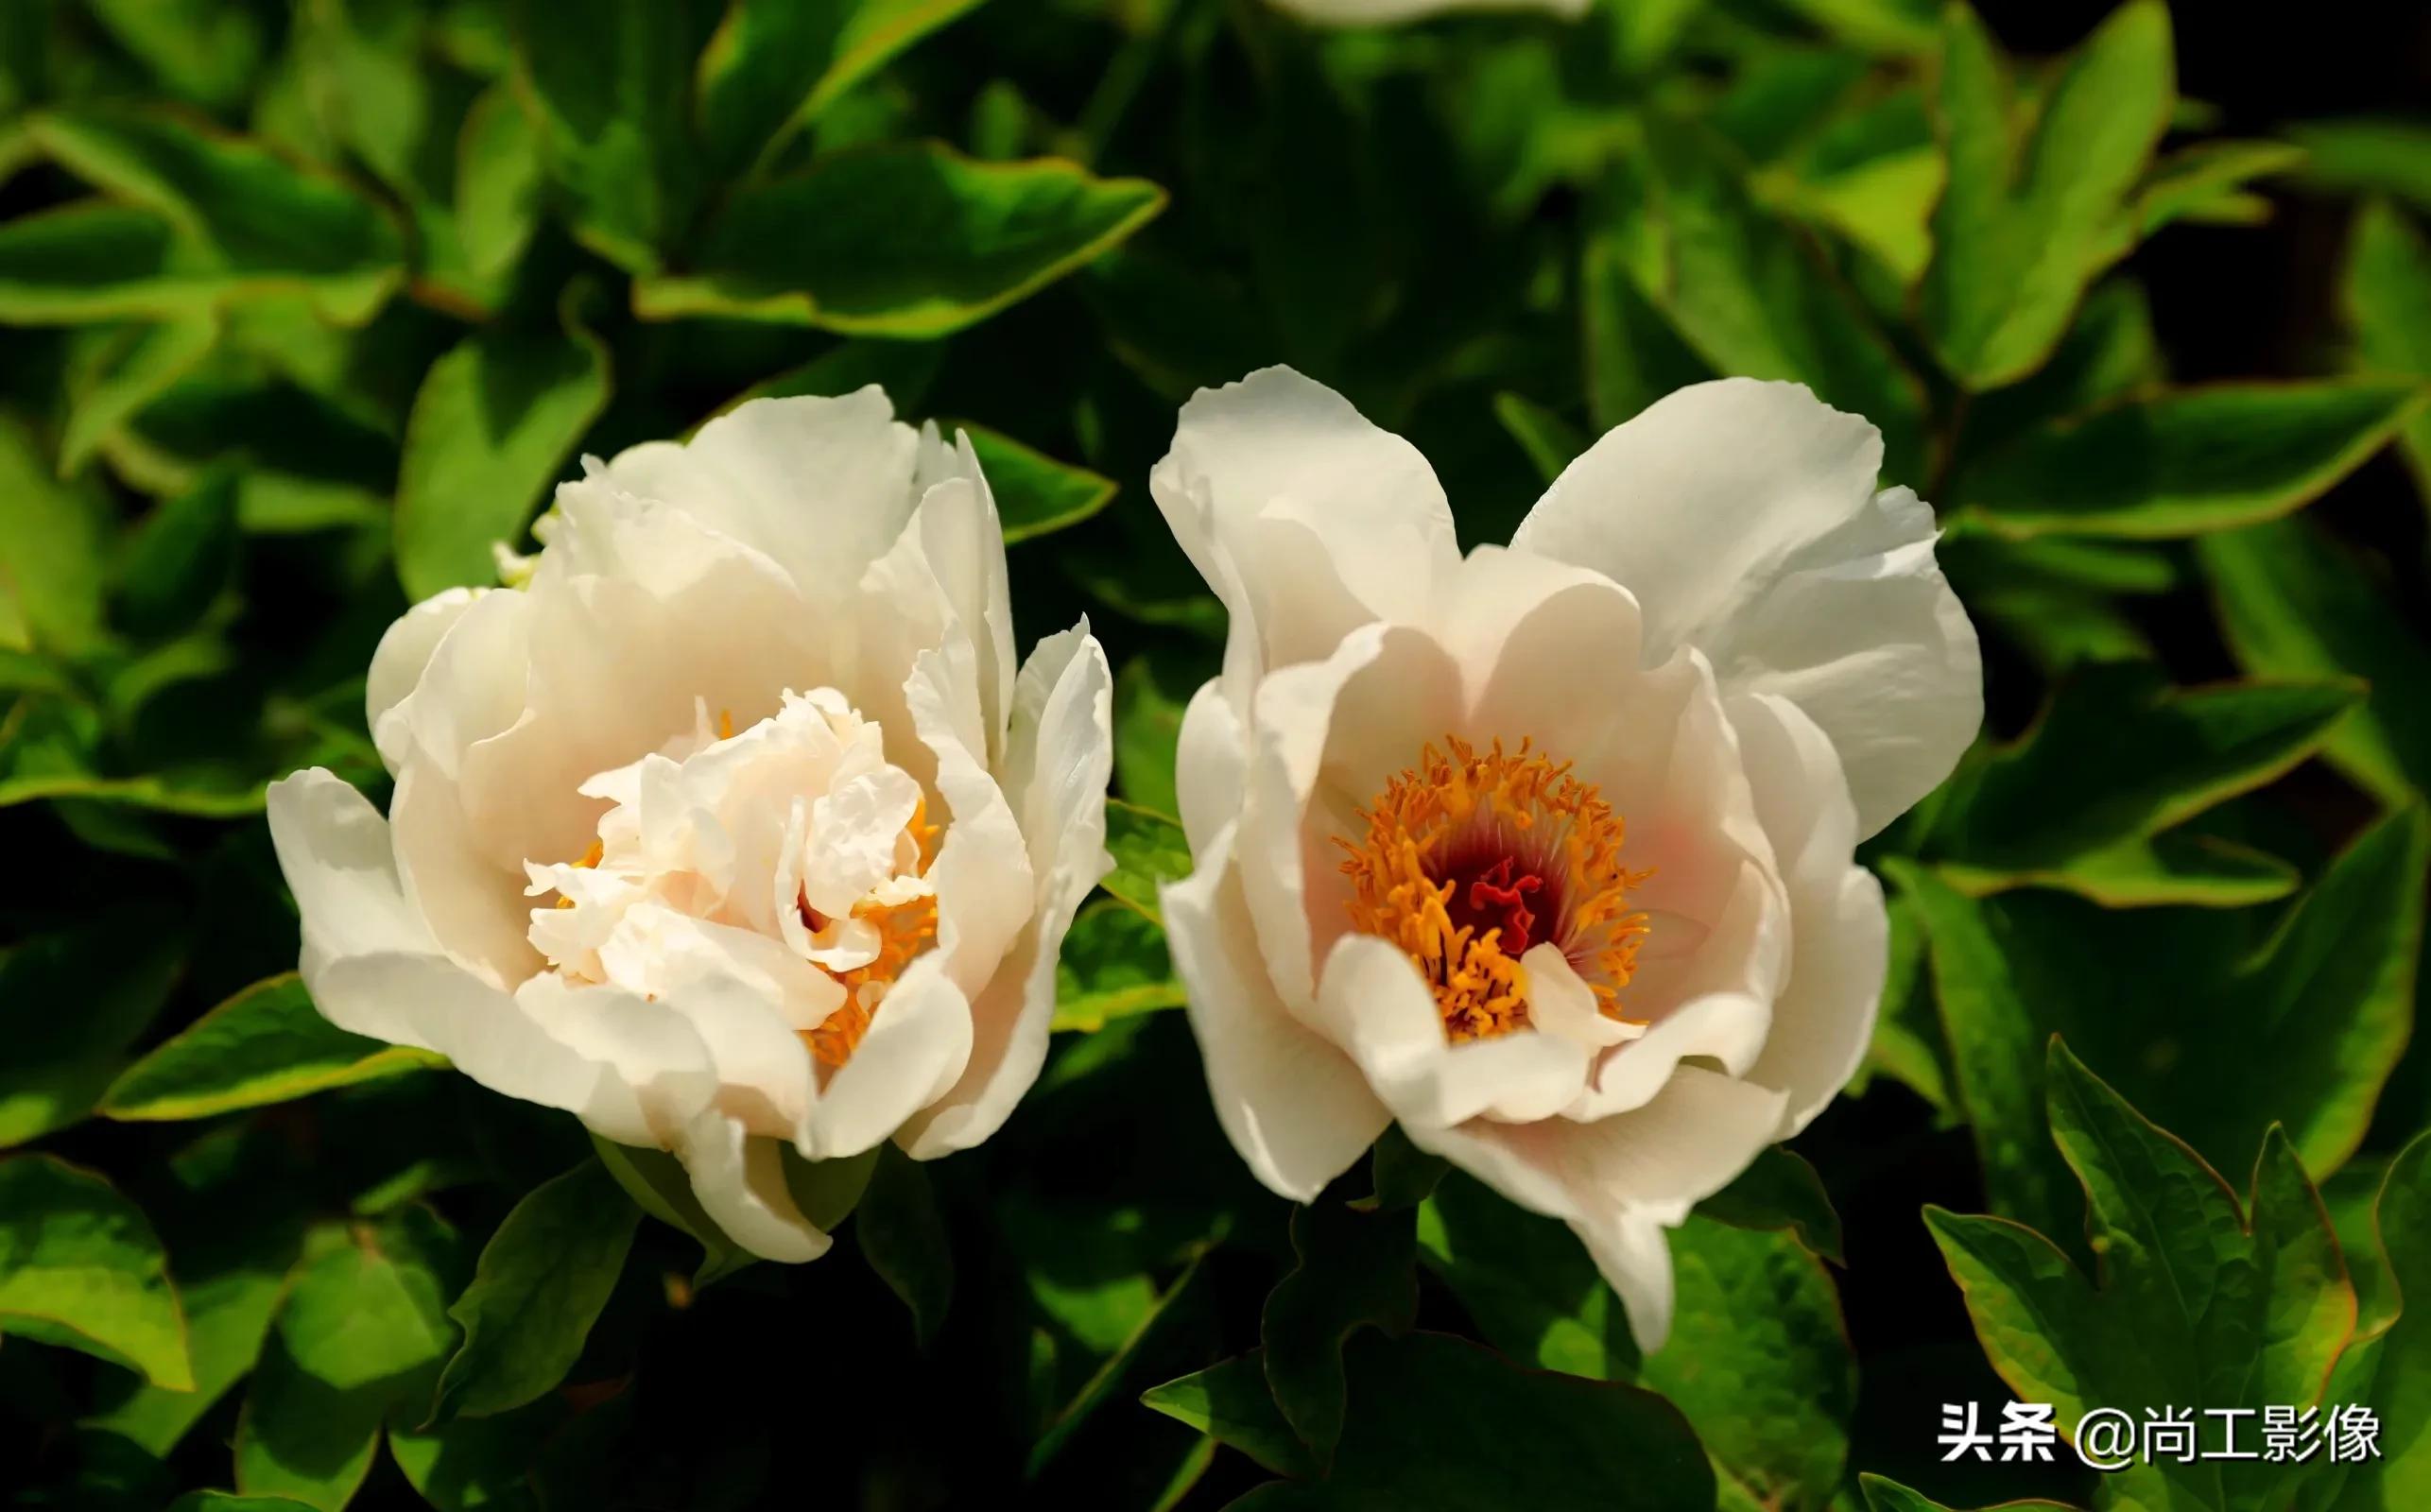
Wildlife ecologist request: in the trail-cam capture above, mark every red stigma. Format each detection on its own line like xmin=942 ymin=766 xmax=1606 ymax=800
xmin=1465 ymin=856 xmax=1543 ymax=954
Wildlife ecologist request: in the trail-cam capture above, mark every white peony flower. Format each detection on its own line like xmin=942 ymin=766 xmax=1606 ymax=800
xmin=1149 ymin=368 xmax=1980 ymax=1348
xmin=267 ymin=389 xmax=1113 ymax=1262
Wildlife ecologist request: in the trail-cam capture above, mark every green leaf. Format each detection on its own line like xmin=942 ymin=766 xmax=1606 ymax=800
xmin=1358 ymin=1125 xmax=1449 ymax=1213
xmin=0 ymin=920 xmax=181 ymax=1147
xmin=589 ymin=1135 xmax=752 ymax=1288
xmin=1492 ymin=390 xmax=1588 ymax=486
xmin=451 ymin=83 xmax=545 ymax=302
xmin=86 ymin=1239 xmax=291 ymax=1455
xmin=102 ymin=974 xmax=447 ymax=1124
xmin=1262 ymin=1201 xmax=1418 ymax=1467
xmin=236 ymin=1208 xmax=464 ymax=1509
xmin=60 ymin=312 xmax=220 ymax=476
xmin=1141 ymin=1352 xmax=1316 ymax=1480
xmin=164 ymin=1495 xmax=320 ymax=1512
xmin=2312 ymin=1131 xmax=2431 ymax=1510
xmin=2288 ymin=118 xmax=2431 ymax=212
xmin=2344 ymin=200 xmax=2431 ymax=496
xmin=512 ymin=0 xmax=696 ymax=274
xmin=393 ymin=284 xmax=611 ymax=601
xmin=856 ymin=1143 xmax=953 ymax=1348
xmin=389 ymin=1398 xmax=561 ymax=1512
xmin=1954 ymin=381 xmax=2425 ymax=539
xmin=0 ymin=415 xmax=111 ymax=656
xmin=1629 ymin=118 xmax=1927 ymax=481
xmin=1695 ymin=1145 xmax=1847 ymax=1265
xmin=2199 ymin=516 xmax=2431 ymax=803
xmin=1904 ymin=807 xmax=2428 ymax=1226
xmin=694 ymin=0 xmax=987 ymax=175
xmin=1229 ymin=1332 xmax=1715 ymax=1511
xmin=1419 ymin=1167 xmax=1633 ymax=1381
xmin=1645 ymin=1221 xmax=1855 ymax=1512
xmin=83 ymin=0 xmax=265 ymax=112
xmin=1920 ymin=0 xmax=2175 ymax=388
xmin=1052 ymin=900 xmax=1184 ymax=1033
xmin=1101 ymin=799 xmax=1190 ymax=925
xmin=632 ymin=145 xmax=1165 ymax=337
xmin=963 ymin=422 xmax=1116 ymax=544
xmin=2125 ymin=140 xmax=2307 ymax=246
xmin=1112 ymin=645 xmax=1204 ymax=822
xmin=431 ymin=1160 xmax=637 ymax=1424
xmin=25 ymin=107 xmax=406 ymax=324
xmin=0 ymin=1155 xmax=193 ymax=1390
xmin=1419 ymin=1169 xmax=1852 ymax=1509
xmin=1927 ymin=1042 xmax=2353 ymax=1512
xmin=1889 ymin=859 xmax=2075 ymax=1241
xmin=1922 ymin=661 xmax=2361 ymax=902
xmin=1028 ymin=1242 xmax=1214 ymax=1477
xmin=1857 ymin=1472 xmax=2074 ymax=1512
xmin=115 ymin=465 xmax=238 ymax=639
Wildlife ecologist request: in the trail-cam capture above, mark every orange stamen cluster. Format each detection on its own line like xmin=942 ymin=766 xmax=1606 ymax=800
xmin=801 ymin=796 xmax=943 ymax=1068
xmin=1336 ymin=736 xmax=1650 ymax=1043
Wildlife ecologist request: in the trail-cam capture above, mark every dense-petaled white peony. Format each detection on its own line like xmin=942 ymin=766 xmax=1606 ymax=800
xmin=1150 ymin=368 xmax=1980 ymax=1348
xmin=267 ymin=389 xmax=1112 ymax=1261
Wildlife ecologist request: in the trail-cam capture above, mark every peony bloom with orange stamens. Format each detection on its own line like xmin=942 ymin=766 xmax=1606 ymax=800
xmin=1150 ymin=368 xmax=1981 ymax=1348
xmin=267 ymin=389 xmax=1112 ymax=1263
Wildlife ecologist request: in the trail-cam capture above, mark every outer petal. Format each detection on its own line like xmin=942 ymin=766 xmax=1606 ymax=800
xmin=1300 ymin=934 xmax=1595 ymax=1129
xmin=368 ymin=587 xmax=482 ymax=775
xmin=1237 ymin=623 xmax=1463 ymax=1015
xmin=1512 ymin=379 xmax=1981 ymax=834
xmin=677 ymin=1110 xmax=830 ymax=1263
xmin=1173 ymin=679 xmax=1247 ymax=857
xmin=267 ymin=769 xmax=714 ymax=1151
xmin=1149 ymin=367 xmax=1460 ymax=693
xmin=1160 ymin=829 xmax=1388 ymax=1201
xmin=802 ymin=953 xmax=972 ymax=1160
xmin=897 ymin=624 xmax=1114 ymax=1159
xmin=1728 ymin=693 xmax=1888 ymax=1136
xmin=1405 ymin=1065 xmax=1788 ymax=1349
xmin=595 ymin=387 xmax=921 ymax=600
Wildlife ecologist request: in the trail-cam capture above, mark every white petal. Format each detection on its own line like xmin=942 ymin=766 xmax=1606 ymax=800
xmin=1729 ymin=694 xmax=1888 ymax=1136
xmin=1173 ymin=679 xmax=1247 ymax=857
xmin=388 ymin=584 xmax=532 ymax=781
xmin=913 ymin=443 xmax=1017 ymax=761
xmin=800 ymin=954 xmax=973 ymax=1160
xmin=1440 ymin=546 xmax=1642 ymax=737
xmin=905 ymin=642 xmax=1032 ymax=998
xmin=269 ymin=773 xmax=720 ymax=1152
xmin=595 ymin=387 xmax=921 ymax=599
xmin=677 ymin=1110 xmax=830 ymax=1263
xmin=1513 ymin=379 xmax=1981 ymax=834
xmin=1302 ymin=933 xmax=1594 ymax=1129
xmin=1150 ymin=367 xmax=1459 ymax=686
xmin=1522 ymin=944 xmax=1639 ymax=1051
xmin=1237 ymin=623 xmax=1462 ymax=1014
xmin=897 ymin=625 xmax=1113 ymax=1159
xmin=1557 ymin=649 xmax=1789 ymax=1121
xmin=1406 ymin=1065 xmax=1788 ymax=1351
xmin=368 ymin=587 xmax=483 ymax=775
xmin=1158 ymin=832 xmax=1388 ymax=1202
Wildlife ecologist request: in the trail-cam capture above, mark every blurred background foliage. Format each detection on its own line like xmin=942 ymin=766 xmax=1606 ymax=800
xmin=2 ymin=0 xmax=2429 ymax=1508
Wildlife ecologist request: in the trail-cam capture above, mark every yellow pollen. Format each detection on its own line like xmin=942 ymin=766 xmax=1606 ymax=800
xmin=800 ymin=794 xmax=944 ymax=1068
xmin=717 ymin=708 xmax=734 ymax=740
xmin=1336 ymin=735 xmax=1650 ymax=1043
